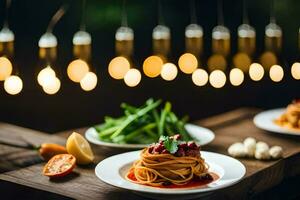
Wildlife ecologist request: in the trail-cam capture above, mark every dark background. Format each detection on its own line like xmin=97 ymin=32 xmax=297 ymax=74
xmin=0 ymin=0 xmax=299 ymax=133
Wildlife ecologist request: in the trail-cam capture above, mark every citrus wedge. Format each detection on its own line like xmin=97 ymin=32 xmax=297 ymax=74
xmin=66 ymin=132 xmax=94 ymax=164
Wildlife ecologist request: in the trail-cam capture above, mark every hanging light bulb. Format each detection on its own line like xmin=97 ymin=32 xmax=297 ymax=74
xmin=143 ymin=55 xmax=163 ymax=78
xmin=291 ymin=62 xmax=300 ymax=80
xmin=192 ymin=68 xmax=208 ymax=86
xmin=42 ymin=77 xmax=61 ymax=95
xmin=178 ymin=53 xmax=198 ymax=74
xmin=161 ymin=63 xmax=178 ymax=81
xmin=67 ymin=59 xmax=89 ymax=83
xmin=269 ymin=64 xmax=284 ymax=82
xmin=229 ymin=68 xmax=244 ymax=86
xmin=108 ymin=56 xmax=130 ymax=79
xmin=185 ymin=24 xmax=203 ymax=56
xmin=80 ymin=71 xmax=98 ymax=91
xmin=0 ymin=56 xmax=13 ymax=80
xmin=4 ymin=75 xmax=23 ymax=95
xmin=249 ymin=63 xmax=264 ymax=81
xmin=123 ymin=68 xmax=141 ymax=87
xmin=209 ymin=70 xmax=226 ymax=88
xmin=37 ymin=66 xmax=56 ymax=86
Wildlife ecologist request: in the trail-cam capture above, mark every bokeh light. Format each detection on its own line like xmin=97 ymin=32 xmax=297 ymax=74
xmin=0 ymin=57 xmax=13 ymax=81
xmin=269 ymin=65 xmax=284 ymax=82
xmin=67 ymin=59 xmax=89 ymax=83
xmin=260 ymin=51 xmax=277 ymax=70
xmin=43 ymin=77 xmax=61 ymax=95
xmin=4 ymin=75 xmax=23 ymax=95
xmin=233 ymin=53 xmax=251 ymax=72
xmin=209 ymin=70 xmax=226 ymax=88
xmin=161 ymin=63 xmax=178 ymax=81
xmin=37 ymin=66 xmax=56 ymax=86
xmin=249 ymin=63 xmax=264 ymax=81
xmin=291 ymin=62 xmax=300 ymax=80
xmin=192 ymin=69 xmax=208 ymax=86
xmin=80 ymin=72 xmax=98 ymax=91
xmin=143 ymin=56 xmax=163 ymax=78
xmin=108 ymin=56 xmax=130 ymax=80
xmin=207 ymin=54 xmax=227 ymax=71
xmin=229 ymin=68 xmax=244 ymax=86
xmin=178 ymin=53 xmax=198 ymax=74
xmin=124 ymin=68 xmax=141 ymax=87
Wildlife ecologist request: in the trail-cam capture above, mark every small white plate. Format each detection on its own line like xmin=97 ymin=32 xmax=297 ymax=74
xmin=85 ymin=123 xmax=215 ymax=149
xmin=253 ymin=108 xmax=300 ymax=136
xmin=95 ymin=151 xmax=246 ymax=199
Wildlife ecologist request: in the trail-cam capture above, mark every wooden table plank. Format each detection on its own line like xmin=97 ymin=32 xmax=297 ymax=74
xmin=1 ymin=108 xmax=300 ymax=200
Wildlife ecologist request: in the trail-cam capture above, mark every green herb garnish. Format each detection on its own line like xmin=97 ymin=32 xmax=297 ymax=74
xmin=159 ymin=136 xmax=179 ymax=154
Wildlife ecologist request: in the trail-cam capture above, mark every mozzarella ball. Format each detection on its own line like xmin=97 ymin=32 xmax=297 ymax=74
xmin=243 ymin=137 xmax=256 ymax=157
xmin=255 ymin=148 xmax=271 ymax=160
xmin=269 ymin=146 xmax=283 ymax=159
xmin=256 ymin=141 xmax=269 ymax=151
xmin=228 ymin=143 xmax=247 ymax=158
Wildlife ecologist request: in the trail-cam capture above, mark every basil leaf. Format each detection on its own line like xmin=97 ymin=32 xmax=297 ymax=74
xmin=163 ymin=137 xmax=178 ymax=154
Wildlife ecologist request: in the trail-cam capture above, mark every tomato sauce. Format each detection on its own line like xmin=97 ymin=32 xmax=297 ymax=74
xmin=126 ymin=171 xmax=219 ymax=189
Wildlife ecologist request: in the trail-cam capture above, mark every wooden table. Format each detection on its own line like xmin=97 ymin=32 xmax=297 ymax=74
xmin=1 ymin=108 xmax=300 ymax=200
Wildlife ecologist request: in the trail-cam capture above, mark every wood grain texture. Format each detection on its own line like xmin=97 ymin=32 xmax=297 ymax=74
xmin=1 ymin=108 xmax=300 ymax=200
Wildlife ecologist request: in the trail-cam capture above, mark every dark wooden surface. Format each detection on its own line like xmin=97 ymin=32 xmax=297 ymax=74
xmin=1 ymin=108 xmax=300 ymax=200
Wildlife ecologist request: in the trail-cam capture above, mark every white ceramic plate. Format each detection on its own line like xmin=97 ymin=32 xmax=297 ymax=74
xmin=85 ymin=123 xmax=215 ymax=149
xmin=95 ymin=151 xmax=246 ymax=199
xmin=253 ymin=108 xmax=300 ymax=136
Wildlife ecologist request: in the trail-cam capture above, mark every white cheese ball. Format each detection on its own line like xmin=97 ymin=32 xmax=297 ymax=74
xmin=269 ymin=146 xmax=283 ymax=159
xmin=243 ymin=137 xmax=256 ymax=157
xmin=228 ymin=143 xmax=247 ymax=158
xmin=256 ymin=141 xmax=269 ymax=151
xmin=255 ymin=148 xmax=271 ymax=160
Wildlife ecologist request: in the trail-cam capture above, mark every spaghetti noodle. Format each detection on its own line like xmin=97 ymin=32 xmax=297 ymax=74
xmin=275 ymin=99 xmax=300 ymax=130
xmin=126 ymin=135 xmax=211 ymax=187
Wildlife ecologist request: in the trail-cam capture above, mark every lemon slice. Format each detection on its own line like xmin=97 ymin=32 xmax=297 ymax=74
xmin=66 ymin=132 xmax=94 ymax=164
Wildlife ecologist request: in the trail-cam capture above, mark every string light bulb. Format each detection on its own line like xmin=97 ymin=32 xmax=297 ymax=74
xmin=192 ymin=68 xmax=208 ymax=86
xmin=37 ymin=66 xmax=56 ymax=86
xmin=249 ymin=63 xmax=264 ymax=81
xmin=161 ymin=63 xmax=178 ymax=81
xmin=80 ymin=71 xmax=98 ymax=91
xmin=209 ymin=70 xmax=226 ymax=88
xmin=0 ymin=56 xmax=13 ymax=80
xmin=269 ymin=64 xmax=284 ymax=82
xmin=229 ymin=68 xmax=244 ymax=86
xmin=42 ymin=77 xmax=61 ymax=95
xmin=178 ymin=53 xmax=198 ymax=74
xmin=124 ymin=68 xmax=141 ymax=87
xmin=108 ymin=56 xmax=130 ymax=80
xmin=67 ymin=59 xmax=89 ymax=82
xmin=143 ymin=56 xmax=163 ymax=78
xmin=4 ymin=75 xmax=23 ymax=95
xmin=291 ymin=62 xmax=300 ymax=80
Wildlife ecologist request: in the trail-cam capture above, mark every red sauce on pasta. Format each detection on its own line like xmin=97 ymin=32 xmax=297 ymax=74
xmin=126 ymin=171 xmax=219 ymax=189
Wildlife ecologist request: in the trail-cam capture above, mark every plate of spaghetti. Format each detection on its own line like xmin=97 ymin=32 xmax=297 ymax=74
xmin=254 ymin=100 xmax=300 ymax=135
xmin=95 ymin=135 xmax=246 ymax=199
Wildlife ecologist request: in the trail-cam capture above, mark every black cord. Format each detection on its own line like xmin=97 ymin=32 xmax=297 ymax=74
xmin=121 ymin=0 xmax=128 ymax=27
xmin=217 ymin=0 xmax=224 ymax=25
xmin=242 ymin=0 xmax=249 ymax=24
xmin=80 ymin=0 xmax=86 ymax=31
xmin=190 ymin=0 xmax=197 ymax=24
xmin=3 ymin=0 xmax=12 ymax=28
xmin=157 ymin=0 xmax=164 ymax=25
xmin=46 ymin=4 xmax=69 ymax=33
xmin=270 ymin=0 xmax=276 ymax=23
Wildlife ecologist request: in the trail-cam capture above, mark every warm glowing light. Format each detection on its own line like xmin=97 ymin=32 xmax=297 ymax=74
xmin=269 ymin=65 xmax=284 ymax=82
xmin=0 ymin=57 xmax=13 ymax=81
xmin=260 ymin=51 xmax=277 ymax=70
xmin=291 ymin=62 xmax=300 ymax=80
xmin=161 ymin=63 xmax=178 ymax=81
xmin=209 ymin=70 xmax=226 ymax=88
xmin=108 ymin=56 xmax=130 ymax=80
xmin=192 ymin=69 xmax=208 ymax=86
xmin=233 ymin=53 xmax=251 ymax=72
xmin=4 ymin=75 xmax=23 ymax=95
xmin=37 ymin=66 xmax=56 ymax=86
xmin=229 ymin=68 xmax=244 ymax=86
xmin=143 ymin=56 xmax=163 ymax=78
xmin=67 ymin=59 xmax=89 ymax=82
xmin=124 ymin=68 xmax=141 ymax=87
xmin=178 ymin=53 xmax=198 ymax=74
xmin=207 ymin=54 xmax=227 ymax=71
xmin=80 ymin=72 xmax=98 ymax=91
xmin=249 ymin=63 xmax=264 ymax=81
xmin=43 ymin=77 xmax=61 ymax=95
